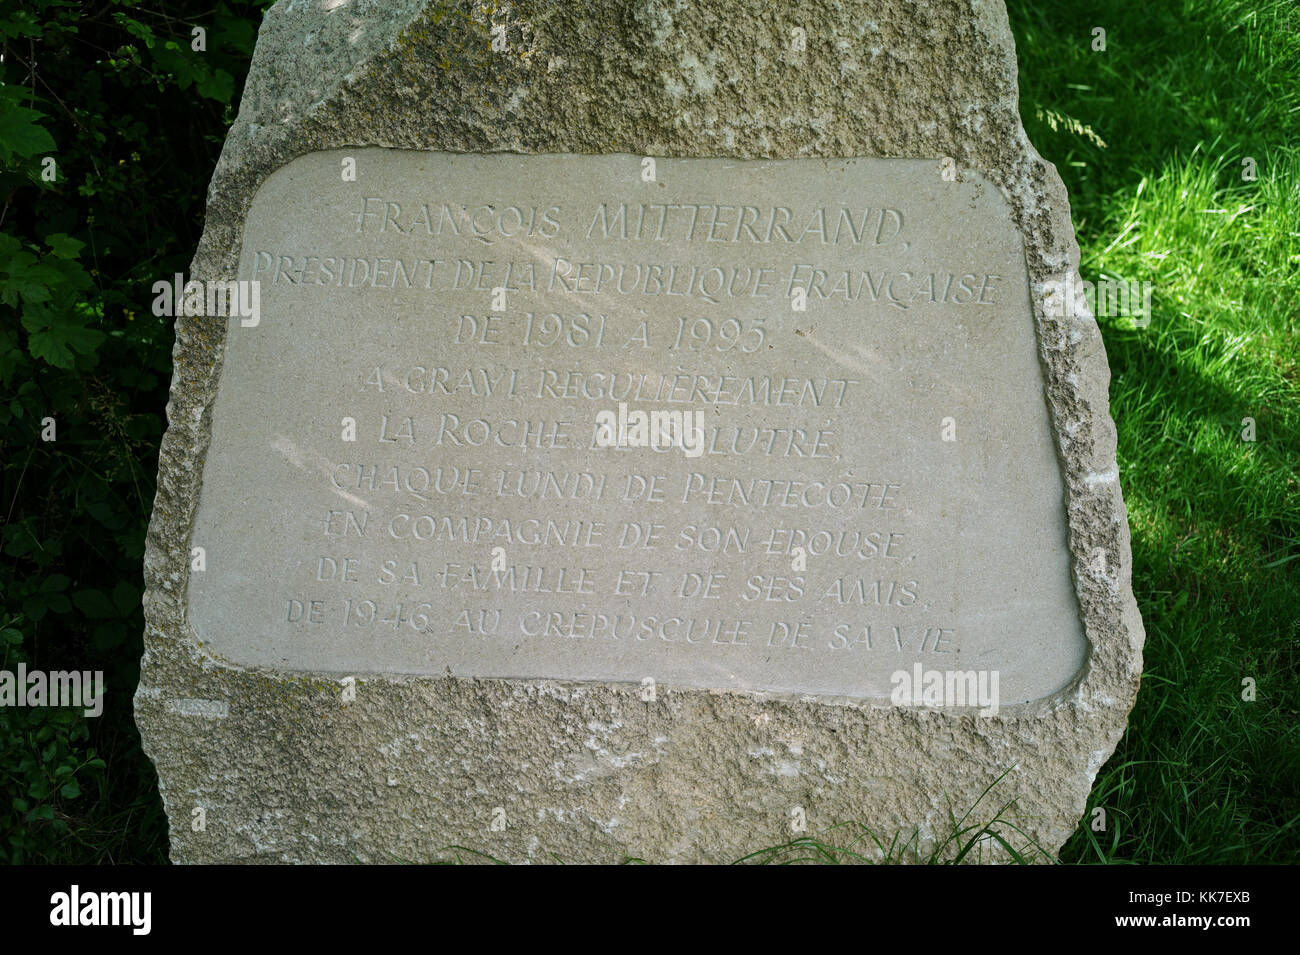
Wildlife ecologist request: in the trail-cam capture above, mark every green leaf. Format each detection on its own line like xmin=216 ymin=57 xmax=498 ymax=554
xmin=0 ymin=89 xmax=56 ymax=162
xmin=0 ymin=249 xmax=48 ymax=306
xmin=73 ymin=589 xmax=117 ymax=619
xmin=25 ymin=317 xmax=104 ymax=368
xmin=0 ymin=12 xmax=43 ymax=40
xmin=91 ymin=622 xmax=125 ymax=652
xmin=111 ymin=581 xmax=140 ymax=617
xmin=196 ymin=69 xmax=235 ymax=104
xmin=60 ymin=780 xmax=81 ymax=800
xmin=39 ymin=575 xmax=70 ymax=593
xmin=113 ymin=12 xmax=156 ymax=46
xmin=45 ymin=234 xmax=84 ymax=259
xmin=25 ymin=329 xmax=75 ymax=368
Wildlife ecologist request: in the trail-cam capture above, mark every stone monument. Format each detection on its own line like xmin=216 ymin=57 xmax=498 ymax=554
xmin=137 ymin=0 xmax=1145 ymax=863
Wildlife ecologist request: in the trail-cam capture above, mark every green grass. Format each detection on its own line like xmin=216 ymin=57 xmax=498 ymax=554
xmin=1007 ymin=0 xmax=1300 ymax=864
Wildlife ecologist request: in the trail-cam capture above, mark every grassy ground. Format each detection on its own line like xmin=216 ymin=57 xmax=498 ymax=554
xmin=1005 ymin=0 xmax=1300 ymax=864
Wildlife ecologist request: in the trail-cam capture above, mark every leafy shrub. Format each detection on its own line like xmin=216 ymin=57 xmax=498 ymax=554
xmin=1 ymin=0 xmax=268 ymax=863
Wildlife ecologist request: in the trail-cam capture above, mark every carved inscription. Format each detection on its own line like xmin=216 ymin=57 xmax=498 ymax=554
xmin=188 ymin=151 xmax=1086 ymax=701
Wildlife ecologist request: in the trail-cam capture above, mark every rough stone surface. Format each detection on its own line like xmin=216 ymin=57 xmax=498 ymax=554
xmin=137 ymin=0 xmax=1145 ymax=863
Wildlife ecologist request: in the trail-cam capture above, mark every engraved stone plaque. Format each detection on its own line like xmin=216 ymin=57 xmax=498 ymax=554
xmin=190 ymin=150 xmax=1085 ymax=704
xmin=138 ymin=0 xmax=1144 ymax=865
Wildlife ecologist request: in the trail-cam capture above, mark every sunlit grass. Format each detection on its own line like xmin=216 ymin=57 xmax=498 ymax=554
xmin=1011 ymin=0 xmax=1299 ymax=864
